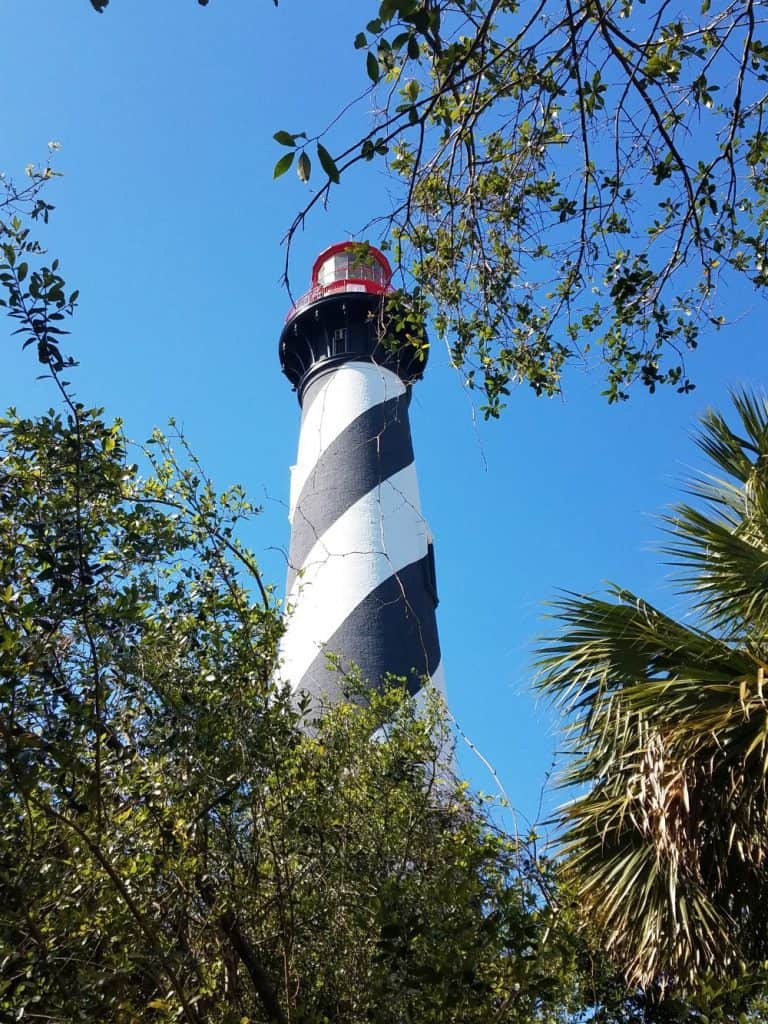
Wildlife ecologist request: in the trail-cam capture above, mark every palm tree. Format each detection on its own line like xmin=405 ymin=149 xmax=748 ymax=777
xmin=538 ymin=390 xmax=768 ymax=988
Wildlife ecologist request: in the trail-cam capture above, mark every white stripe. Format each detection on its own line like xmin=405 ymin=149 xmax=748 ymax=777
xmin=289 ymin=362 xmax=405 ymax=522
xmin=279 ymin=463 xmax=427 ymax=691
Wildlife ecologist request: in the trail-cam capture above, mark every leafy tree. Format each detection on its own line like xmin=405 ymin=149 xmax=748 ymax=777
xmin=270 ymin=0 xmax=768 ymax=414
xmin=0 ymin=396 xmax=639 ymax=1024
xmin=538 ymin=390 xmax=768 ymax=991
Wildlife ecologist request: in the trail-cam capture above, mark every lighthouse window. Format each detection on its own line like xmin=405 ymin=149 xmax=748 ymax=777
xmin=364 ymin=259 xmax=386 ymax=284
xmin=317 ymin=249 xmax=389 ymax=288
xmin=317 ymin=253 xmax=350 ymax=286
xmin=332 ymin=328 xmax=347 ymax=355
xmin=348 ymin=256 xmax=386 ymax=285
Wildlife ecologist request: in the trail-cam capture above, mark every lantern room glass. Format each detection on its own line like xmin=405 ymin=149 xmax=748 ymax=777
xmin=316 ymin=250 xmax=387 ymax=288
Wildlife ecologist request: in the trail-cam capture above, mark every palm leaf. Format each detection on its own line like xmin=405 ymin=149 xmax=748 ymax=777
xmin=537 ymin=390 xmax=768 ymax=987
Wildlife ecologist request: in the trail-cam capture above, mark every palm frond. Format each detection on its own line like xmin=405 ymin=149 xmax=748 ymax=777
xmin=537 ymin=391 xmax=768 ymax=987
xmin=663 ymin=504 xmax=768 ymax=643
xmin=694 ymin=389 xmax=768 ymax=485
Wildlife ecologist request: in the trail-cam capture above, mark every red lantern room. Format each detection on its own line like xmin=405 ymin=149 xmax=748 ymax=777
xmin=285 ymin=242 xmax=393 ymax=322
xmin=279 ymin=241 xmax=426 ymax=398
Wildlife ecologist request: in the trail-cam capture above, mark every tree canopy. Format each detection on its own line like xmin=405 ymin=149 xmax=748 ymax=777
xmin=0 ymin=399 xmax=528 ymax=1022
xmin=0 ymin=392 xmax=655 ymax=1023
xmin=268 ymin=0 xmax=768 ymax=414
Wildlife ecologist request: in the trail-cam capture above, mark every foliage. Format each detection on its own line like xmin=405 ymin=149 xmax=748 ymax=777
xmin=0 ymin=398 xmax=628 ymax=1024
xmin=0 ymin=143 xmax=77 ymax=385
xmin=0 ymin=145 xmax=58 ymax=230
xmin=538 ymin=390 xmax=768 ymax=991
xmin=274 ymin=0 xmax=768 ymax=414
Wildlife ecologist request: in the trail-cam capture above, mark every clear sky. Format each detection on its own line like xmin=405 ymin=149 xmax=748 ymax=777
xmin=2 ymin=0 xmax=766 ymax=831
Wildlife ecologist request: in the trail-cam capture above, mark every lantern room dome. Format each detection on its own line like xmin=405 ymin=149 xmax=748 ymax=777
xmin=285 ymin=242 xmax=393 ymax=322
xmin=313 ymin=242 xmax=391 ymax=288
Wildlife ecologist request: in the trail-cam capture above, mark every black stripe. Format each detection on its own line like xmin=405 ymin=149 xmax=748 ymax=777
xmin=287 ymin=392 xmax=414 ymax=593
xmin=294 ymin=554 xmax=441 ymax=707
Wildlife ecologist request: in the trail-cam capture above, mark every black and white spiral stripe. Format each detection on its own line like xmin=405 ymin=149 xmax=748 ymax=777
xmin=278 ymin=360 xmax=445 ymax=707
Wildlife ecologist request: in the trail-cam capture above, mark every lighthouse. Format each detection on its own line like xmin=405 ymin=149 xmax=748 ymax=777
xmin=277 ymin=242 xmax=445 ymax=709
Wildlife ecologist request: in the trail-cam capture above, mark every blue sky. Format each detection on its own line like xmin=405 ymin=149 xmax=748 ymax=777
xmin=2 ymin=0 xmax=766 ymax=830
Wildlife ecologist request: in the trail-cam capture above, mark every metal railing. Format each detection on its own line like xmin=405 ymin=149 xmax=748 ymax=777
xmin=285 ymin=277 xmax=392 ymax=323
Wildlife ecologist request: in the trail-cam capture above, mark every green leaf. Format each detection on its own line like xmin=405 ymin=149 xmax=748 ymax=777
xmin=367 ymin=51 xmax=380 ymax=83
xmin=354 ymin=32 xmax=367 ymax=49
xmin=316 ymin=143 xmax=340 ymax=184
xmin=273 ymin=130 xmax=297 ymax=147
xmin=273 ymin=151 xmax=295 ymax=179
xmin=297 ymin=151 xmax=311 ymax=183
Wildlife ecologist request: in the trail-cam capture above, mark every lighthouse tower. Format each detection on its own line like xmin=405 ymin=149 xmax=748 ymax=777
xmin=277 ymin=242 xmax=445 ymax=709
